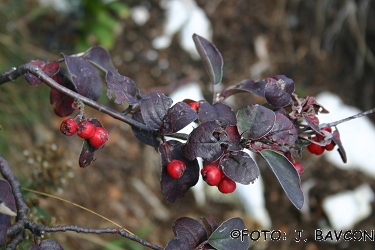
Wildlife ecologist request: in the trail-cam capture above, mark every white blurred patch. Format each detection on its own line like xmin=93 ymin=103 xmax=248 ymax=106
xmin=131 ymin=6 xmax=150 ymax=26
xmin=316 ymin=91 xmax=375 ymax=178
xmin=250 ymin=35 xmax=273 ymax=79
xmin=38 ymin=0 xmax=72 ymax=12
xmin=322 ymin=184 xmax=374 ymax=230
xmin=152 ymin=0 xmax=212 ymax=59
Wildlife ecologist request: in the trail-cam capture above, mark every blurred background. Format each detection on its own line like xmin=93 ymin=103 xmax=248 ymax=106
xmin=1 ymin=0 xmax=375 ymax=249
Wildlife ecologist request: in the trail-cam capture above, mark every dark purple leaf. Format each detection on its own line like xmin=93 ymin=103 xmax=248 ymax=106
xmin=264 ymin=76 xmax=294 ymax=107
xmin=267 ymin=113 xmax=298 ymax=146
xmin=201 ymin=215 xmax=218 ymax=237
xmin=50 ymin=70 xmax=76 ymax=117
xmin=198 ymin=101 xmax=236 ymax=127
xmin=140 ymin=92 xmax=173 ymax=130
xmin=161 ymin=102 xmax=198 ymax=135
xmin=208 ymin=217 xmax=249 ymax=250
xmin=0 ymin=179 xmax=16 ymax=247
xmin=78 ymin=118 xmax=102 ymax=168
xmin=220 ymin=151 xmax=259 ymax=184
xmin=193 ymin=34 xmax=223 ymax=86
xmin=83 ymin=46 xmax=116 ymax=73
xmin=40 ymin=240 xmax=64 ymax=250
xmin=183 ymin=121 xmax=223 ymax=162
xmin=236 ymin=104 xmax=276 ymax=139
xmin=25 ymin=60 xmax=59 ymax=86
xmin=131 ymin=110 xmax=160 ymax=149
xmin=303 ymin=113 xmax=321 ymax=134
xmin=259 ymin=150 xmax=304 ymax=209
xmin=220 ymin=125 xmax=241 ymax=151
xmin=63 ymin=54 xmax=101 ymax=101
xmin=105 ymin=70 xmax=139 ymax=105
xmin=28 ymin=244 xmax=40 ymax=250
xmin=160 ymin=140 xmax=199 ymax=202
xmin=165 ymin=217 xmax=208 ymax=250
xmin=220 ymin=79 xmax=266 ymax=100
xmin=331 ymin=129 xmax=347 ymax=163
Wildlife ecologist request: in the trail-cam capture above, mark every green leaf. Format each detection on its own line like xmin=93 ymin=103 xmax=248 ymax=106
xmin=193 ymin=34 xmax=223 ymax=86
xmin=208 ymin=217 xmax=249 ymax=250
xmin=259 ymin=150 xmax=304 ymax=209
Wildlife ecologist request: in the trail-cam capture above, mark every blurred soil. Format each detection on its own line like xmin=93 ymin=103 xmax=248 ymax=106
xmin=1 ymin=0 xmax=375 ymax=250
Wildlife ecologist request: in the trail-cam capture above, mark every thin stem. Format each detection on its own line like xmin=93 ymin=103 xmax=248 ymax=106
xmin=320 ymin=107 xmax=375 ymax=128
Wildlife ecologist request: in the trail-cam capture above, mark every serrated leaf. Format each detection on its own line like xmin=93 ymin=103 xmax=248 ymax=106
xmin=0 ymin=179 xmax=16 ymax=247
xmin=169 ymin=217 xmax=208 ymax=249
xmin=83 ymin=46 xmax=116 ymax=73
xmin=105 ymin=70 xmax=139 ymax=105
xmin=183 ymin=121 xmax=223 ymax=162
xmin=220 ymin=79 xmax=266 ymax=100
xmin=267 ymin=113 xmax=298 ymax=146
xmin=264 ymin=76 xmax=294 ymax=107
xmin=140 ymin=92 xmax=173 ymax=130
xmin=236 ymin=104 xmax=275 ymax=139
xmin=63 ymin=54 xmax=102 ymax=101
xmin=260 ymin=150 xmax=304 ymax=209
xmin=161 ymin=102 xmax=198 ymax=135
xmin=208 ymin=217 xmax=249 ymax=250
xmin=25 ymin=60 xmax=59 ymax=86
xmin=193 ymin=34 xmax=223 ymax=86
xmin=220 ymin=151 xmax=259 ymax=185
xmin=198 ymin=101 xmax=236 ymax=127
xmin=160 ymin=140 xmax=199 ymax=202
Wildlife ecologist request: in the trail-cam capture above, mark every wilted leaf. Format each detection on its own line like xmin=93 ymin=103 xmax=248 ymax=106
xmin=198 ymin=101 xmax=236 ymax=127
xmin=63 ymin=54 xmax=102 ymax=101
xmin=161 ymin=102 xmax=198 ymax=135
xmin=140 ymin=92 xmax=173 ymax=130
xmin=193 ymin=34 xmax=223 ymax=86
xmin=208 ymin=217 xmax=249 ymax=250
xmin=220 ymin=151 xmax=259 ymax=185
xmin=168 ymin=217 xmax=208 ymax=249
xmin=105 ymin=70 xmax=139 ymax=105
xmin=25 ymin=60 xmax=59 ymax=86
xmin=160 ymin=140 xmax=199 ymax=202
xmin=236 ymin=104 xmax=276 ymax=139
xmin=83 ymin=46 xmax=116 ymax=73
xmin=331 ymin=129 xmax=347 ymax=163
xmin=264 ymin=76 xmax=294 ymax=107
xmin=131 ymin=110 xmax=160 ymax=149
xmin=220 ymin=79 xmax=266 ymax=100
xmin=0 ymin=179 xmax=16 ymax=247
xmin=260 ymin=150 xmax=304 ymax=209
xmin=267 ymin=113 xmax=298 ymax=146
xmin=183 ymin=121 xmax=223 ymax=162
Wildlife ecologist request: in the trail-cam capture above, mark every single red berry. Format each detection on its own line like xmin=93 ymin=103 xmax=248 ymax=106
xmin=293 ymin=162 xmax=304 ymax=175
xmin=307 ymin=137 xmax=325 ymax=155
xmin=60 ymin=118 xmax=78 ymax=136
xmin=218 ymin=176 xmax=236 ymax=194
xmin=77 ymin=120 xmax=96 ymax=139
xmin=167 ymin=159 xmax=186 ymax=179
xmin=201 ymin=166 xmax=223 ymax=186
xmin=325 ymin=141 xmax=336 ymax=151
xmin=188 ymin=101 xmax=200 ymax=112
xmin=88 ymin=127 xmax=109 ymax=148
xmin=321 ymin=127 xmax=332 ymax=133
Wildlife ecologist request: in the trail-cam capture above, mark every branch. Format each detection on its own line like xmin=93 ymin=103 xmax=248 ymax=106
xmin=320 ymin=107 xmax=375 ymax=128
xmin=0 ymin=63 xmax=157 ymax=136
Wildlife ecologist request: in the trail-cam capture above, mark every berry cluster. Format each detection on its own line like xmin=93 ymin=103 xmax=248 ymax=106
xmin=60 ymin=118 xmax=109 ymax=148
xmin=307 ymin=126 xmax=336 ymax=156
xmin=201 ymin=160 xmax=236 ymax=194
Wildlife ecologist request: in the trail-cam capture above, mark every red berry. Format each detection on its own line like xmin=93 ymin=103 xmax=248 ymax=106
xmin=293 ymin=162 xmax=304 ymax=175
xmin=88 ymin=127 xmax=109 ymax=148
xmin=188 ymin=101 xmax=200 ymax=112
xmin=60 ymin=118 xmax=78 ymax=136
xmin=218 ymin=176 xmax=236 ymax=194
xmin=77 ymin=120 xmax=96 ymax=139
xmin=325 ymin=141 xmax=336 ymax=151
xmin=307 ymin=137 xmax=325 ymax=155
xmin=167 ymin=159 xmax=186 ymax=179
xmin=201 ymin=166 xmax=223 ymax=186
